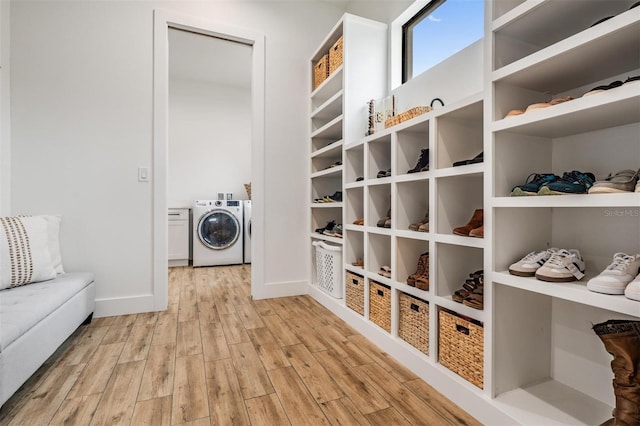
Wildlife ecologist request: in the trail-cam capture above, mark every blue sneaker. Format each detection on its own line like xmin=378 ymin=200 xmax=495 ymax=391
xmin=538 ymin=171 xmax=596 ymax=195
xmin=511 ymin=173 xmax=559 ymax=196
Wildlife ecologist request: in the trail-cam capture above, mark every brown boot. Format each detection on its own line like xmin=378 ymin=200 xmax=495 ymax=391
xmin=453 ymin=209 xmax=483 ymax=236
xmin=407 ymin=252 xmax=428 ymax=287
xmin=593 ymin=320 xmax=640 ymax=426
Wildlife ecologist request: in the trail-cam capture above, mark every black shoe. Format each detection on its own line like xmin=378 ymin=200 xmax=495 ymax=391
xmin=407 ymin=148 xmax=429 ymax=173
xmin=453 ymin=152 xmax=483 ymax=167
xmin=328 ymin=191 xmax=342 ymax=202
xmin=377 ymin=169 xmax=391 ymax=178
xmin=315 ymin=220 xmax=336 ymax=234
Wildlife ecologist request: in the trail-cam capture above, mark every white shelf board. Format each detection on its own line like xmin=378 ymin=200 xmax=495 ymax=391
xmin=494 ymin=379 xmax=613 ymax=426
xmin=310 ymin=232 xmax=343 ymax=245
xmin=311 ymin=165 xmax=343 ymax=179
xmin=493 ymin=271 xmax=640 ymax=318
xmin=434 ymin=295 xmax=486 ymax=323
xmin=311 ymin=115 xmax=343 ymax=140
xmin=493 ymin=192 xmax=640 ymax=208
xmin=343 ymin=224 xmax=364 ymax=232
xmin=492 ymin=85 xmax=640 ymax=137
xmin=311 ymin=66 xmax=343 ymax=104
xmin=491 ymin=0 xmax=546 ymax=32
xmin=492 ymin=14 xmax=640 ymax=93
xmin=344 ymin=263 xmax=365 ymax=275
xmin=433 ymin=163 xmax=484 ymax=179
xmin=395 ymin=281 xmax=430 ymax=301
xmin=310 ymin=202 xmax=343 ymax=209
xmin=311 ymin=90 xmax=343 ymax=121
xmin=344 ymin=181 xmax=365 ymax=189
xmin=434 ymin=233 xmax=486 ymax=249
xmin=368 ymin=176 xmax=392 ymax=186
xmin=395 ymin=229 xmax=431 ymax=241
xmin=365 ymin=226 xmax=392 ymax=236
xmin=395 ymin=172 xmax=430 ymax=183
xmin=311 ymin=140 xmax=343 ymax=159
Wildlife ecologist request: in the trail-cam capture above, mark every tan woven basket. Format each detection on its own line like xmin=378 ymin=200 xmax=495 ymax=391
xmin=438 ymin=310 xmax=484 ymax=389
xmin=345 ymin=271 xmax=364 ymax=316
xmin=398 ymin=292 xmax=429 ymax=355
xmin=369 ymin=281 xmax=391 ymax=332
xmin=313 ymin=54 xmax=329 ymax=90
xmin=244 ymin=183 xmax=252 ymax=200
xmin=384 ymin=106 xmax=432 ymax=128
xmin=329 ymin=36 xmax=343 ymax=74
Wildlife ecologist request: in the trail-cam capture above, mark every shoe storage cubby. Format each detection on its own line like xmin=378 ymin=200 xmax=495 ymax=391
xmin=310 ymin=207 xmax=342 ymax=244
xmin=395 ymin=237 xmax=429 ymax=293
xmin=434 ymin=97 xmax=483 ymax=170
xmin=395 ymin=179 xmax=430 ymax=234
xmin=434 ymin=243 xmax=484 ymax=316
xmin=311 ymin=143 xmax=342 ymax=175
xmin=367 ymin=134 xmax=392 ymax=180
xmin=344 ymin=228 xmax=364 ymax=271
xmin=344 ymin=143 xmax=364 ymax=184
xmin=344 ymin=186 xmax=363 ymax=227
xmin=367 ymin=183 xmax=391 ymax=229
xmin=435 ymin=174 xmax=484 ymax=239
xmin=310 ymin=174 xmax=342 ymax=204
xmin=395 ymin=119 xmax=430 ymax=176
xmin=368 ymin=233 xmax=391 ymax=280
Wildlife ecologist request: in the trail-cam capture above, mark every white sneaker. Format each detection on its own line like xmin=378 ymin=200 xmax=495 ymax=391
xmin=587 ymin=253 xmax=640 ymax=295
xmin=535 ymin=249 xmax=585 ymax=282
xmin=509 ymin=248 xmax=559 ymax=277
xmin=624 ymin=273 xmax=640 ymax=301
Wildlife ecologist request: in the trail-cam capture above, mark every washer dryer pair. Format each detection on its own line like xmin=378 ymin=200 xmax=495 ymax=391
xmin=193 ymin=199 xmax=243 ymax=267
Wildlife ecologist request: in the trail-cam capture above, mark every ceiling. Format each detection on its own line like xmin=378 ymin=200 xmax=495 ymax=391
xmin=168 ymin=28 xmax=252 ymax=88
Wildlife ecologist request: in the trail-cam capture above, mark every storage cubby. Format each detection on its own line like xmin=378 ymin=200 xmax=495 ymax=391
xmin=435 ymin=100 xmax=483 ymax=170
xmin=395 ymin=237 xmax=429 ymax=290
xmin=435 ymin=174 xmax=484 ymax=237
xmin=345 ymin=143 xmax=364 ymax=183
xmin=345 ymin=228 xmax=364 ymax=269
xmin=311 ymin=140 xmax=343 ymax=174
xmin=367 ymin=134 xmax=392 ymax=180
xmin=311 ymin=91 xmax=343 ymax=131
xmin=344 ymin=187 xmax=364 ymax=226
xmin=396 ymin=179 xmax=429 ymax=233
xmin=396 ymin=119 xmax=430 ymax=176
xmin=311 ymin=208 xmax=342 ymax=238
xmin=368 ymin=233 xmax=391 ymax=279
xmin=491 ymin=0 xmax=524 ymax=22
xmin=434 ymin=243 xmax=483 ymax=302
xmin=311 ymin=175 xmax=342 ymax=203
xmin=367 ymin=183 xmax=391 ymax=228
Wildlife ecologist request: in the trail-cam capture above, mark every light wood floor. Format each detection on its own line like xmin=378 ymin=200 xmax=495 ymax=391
xmin=0 ymin=265 xmax=481 ymax=426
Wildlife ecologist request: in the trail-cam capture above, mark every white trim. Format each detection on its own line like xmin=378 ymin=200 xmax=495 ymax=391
xmin=0 ymin=0 xmax=11 ymax=216
xmin=153 ymin=9 xmax=266 ymax=308
xmin=94 ymin=294 xmax=155 ymax=318
xmin=252 ymin=280 xmax=309 ymax=300
xmin=390 ymin=0 xmax=431 ymax=90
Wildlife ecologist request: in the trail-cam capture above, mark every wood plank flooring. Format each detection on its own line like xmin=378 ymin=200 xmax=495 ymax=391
xmin=0 ymin=265 xmax=481 ymax=426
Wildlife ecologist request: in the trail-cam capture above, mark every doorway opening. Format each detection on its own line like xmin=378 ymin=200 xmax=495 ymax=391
xmin=153 ymin=10 xmax=265 ymax=310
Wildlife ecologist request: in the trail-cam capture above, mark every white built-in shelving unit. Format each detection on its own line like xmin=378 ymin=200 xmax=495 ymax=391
xmin=308 ymin=2 xmax=640 ymax=424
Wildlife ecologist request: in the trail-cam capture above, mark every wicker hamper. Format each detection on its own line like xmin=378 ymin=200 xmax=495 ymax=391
xmin=398 ymin=292 xmax=429 ymax=355
xmin=438 ymin=309 xmax=484 ymax=389
xmin=345 ymin=271 xmax=365 ymax=316
xmin=369 ymin=281 xmax=391 ymax=332
xmin=329 ymin=36 xmax=343 ymax=74
xmin=313 ymin=54 xmax=329 ymax=89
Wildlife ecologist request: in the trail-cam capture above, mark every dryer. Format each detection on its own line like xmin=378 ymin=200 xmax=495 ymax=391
xmin=243 ymin=200 xmax=251 ymax=263
xmin=193 ymin=199 xmax=243 ymax=267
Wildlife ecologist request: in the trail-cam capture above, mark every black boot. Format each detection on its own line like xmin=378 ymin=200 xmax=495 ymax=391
xmin=407 ymin=148 xmax=429 ymax=173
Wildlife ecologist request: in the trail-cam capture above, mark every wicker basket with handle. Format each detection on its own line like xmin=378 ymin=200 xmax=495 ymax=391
xmin=398 ymin=292 xmax=429 ymax=355
xmin=345 ymin=271 xmax=364 ymax=316
xmin=329 ymin=36 xmax=343 ymax=74
xmin=369 ymin=281 xmax=391 ymax=332
xmin=438 ymin=309 xmax=484 ymax=388
xmin=313 ymin=54 xmax=329 ymax=89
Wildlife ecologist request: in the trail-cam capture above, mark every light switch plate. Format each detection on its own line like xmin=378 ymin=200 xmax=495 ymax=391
xmin=138 ymin=167 xmax=150 ymax=182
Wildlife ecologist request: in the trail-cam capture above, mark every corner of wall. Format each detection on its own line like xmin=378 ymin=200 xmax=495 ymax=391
xmin=0 ymin=0 xmax=11 ymax=216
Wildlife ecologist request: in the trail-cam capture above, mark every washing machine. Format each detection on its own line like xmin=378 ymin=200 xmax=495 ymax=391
xmin=193 ymin=199 xmax=243 ymax=267
xmin=243 ymin=200 xmax=251 ymax=263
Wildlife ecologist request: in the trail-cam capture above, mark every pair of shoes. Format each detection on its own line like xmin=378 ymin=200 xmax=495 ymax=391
xmin=315 ymin=220 xmax=335 ymax=234
xmin=589 ymin=169 xmax=640 ymax=194
xmin=323 ymin=161 xmax=342 ymax=170
xmin=453 ymin=209 xmax=483 ymax=238
xmin=587 ymin=253 xmax=640 ymax=301
xmin=509 ymin=248 xmax=586 ymax=282
xmin=511 ymin=171 xmax=596 ymax=196
xmin=504 ymin=96 xmax=573 ymax=118
xmin=377 ymin=168 xmax=391 ymax=178
xmin=322 ymin=223 xmax=342 ymax=237
xmin=377 ymin=208 xmax=391 ymax=228
xmin=406 ymin=252 xmax=429 ymax=290
xmin=583 ymin=76 xmax=639 ymax=97
xmin=453 ymin=152 xmax=483 ymax=167
xmin=408 ymin=211 xmax=429 ymax=232
xmin=378 ymin=266 xmax=391 ymax=279
xmin=353 ymin=218 xmax=364 ymax=225
xmin=355 ymin=176 xmax=364 ymax=182
xmin=452 ymin=270 xmax=484 ymax=310
xmin=313 ymin=191 xmax=342 ymax=203
xmin=589 ymin=2 xmax=640 ymax=28
xmin=352 ymin=258 xmax=363 ymax=267
xmin=407 ymin=148 xmax=429 ymax=173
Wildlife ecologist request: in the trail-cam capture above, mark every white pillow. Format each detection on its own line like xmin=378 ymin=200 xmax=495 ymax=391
xmin=42 ymin=214 xmax=64 ymax=274
xmin=0 ymin=216 xmax=56 ymax=289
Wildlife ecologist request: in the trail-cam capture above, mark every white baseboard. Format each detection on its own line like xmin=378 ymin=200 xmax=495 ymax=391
xmin=94 ymin=294 xmax=157 ymax=318
xmin=251 ymin=279 xmax=308 ymax=300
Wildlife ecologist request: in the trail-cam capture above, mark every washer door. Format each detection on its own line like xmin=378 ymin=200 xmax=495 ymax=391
xmin=198 ymin=210 xmax=240 ymax=250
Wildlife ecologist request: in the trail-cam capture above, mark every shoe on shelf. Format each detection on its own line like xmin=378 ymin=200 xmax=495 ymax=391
xmin=583 ymin=80 xmax=623 ymax=96
xmin=408 ymin=211 xmax=429 ymax=232
xmin=452 ymin=208 xmax=483 ymax=236
xmin=352 ymin=258 xmax=364 ymax=267
xmin=316 ymin=220 xmax=336 ymax=234
xmin=377 ymin=168 xmax=391 ymax=178
xmin=407 ymin=148 xmax=429 ymax=173
xmin=537 ymin=170 xmax=596 ymax=195
xmin=453 ymin=152 xmax=483 ymax=167
xmin=624 ymin=273 xmax=640 ymax=302
xmin=353 ymin=218 xmax=364 ymax=226
xmin=332 ymin=224 xmax=343 ymax=238
xmin=469 ymin=225 xmax=484 ymax=238
xmin=511 ymin=173 xmax=560 ymax=196
xmin=322 ymin=222 xmax=339 ymax=236
xmin=407 ymin=252 xmax=429 ymax=287
xmin=322 ymin=191 xmax=342 ymax=202
xmin=379 ymin=266 xmax=391 ymax=279
xmin=377 ymin=208 xmax=391 ymax=228
xmin=535 ymin=249 xmax=585 ymax=282
xmin=509 ymin=248 xmax=559 ymax=277
xmin=355 ymin=176 xmax=364 ymax=182
xmin=589 ymin=169 xmax=639 ymax=194
xmin=587 ymin=253 xmax=640 ymax=295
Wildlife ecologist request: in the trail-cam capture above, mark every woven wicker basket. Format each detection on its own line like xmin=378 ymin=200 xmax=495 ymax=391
xmin=244 ymin=183 xmax=252 ymax=200
xmin=329 ymin=36 xmax=343 ymax=74
xmin=369 ymin=281 xmax=391 ymax=332
xmin=345 ymin=271 xmax=364 ymax=316
xmin=438 ymin=310 xmax=484 ymax=389
xmin=398 ymin=292 xmax=429 ymax=355
xmin=384 ymin=106 xmax=432 ymax=128
xmin=313 ymin=54 xmax=329 ymax=90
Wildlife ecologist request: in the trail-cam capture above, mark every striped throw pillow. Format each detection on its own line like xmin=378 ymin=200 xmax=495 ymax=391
xmin=0 ymin=216 xmax=56 ymax=289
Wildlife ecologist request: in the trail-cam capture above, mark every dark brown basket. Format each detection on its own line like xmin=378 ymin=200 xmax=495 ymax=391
xmin=438 ymin=310 xmax=484 ymax=389
xmin=313 ymin=54 xmax=329 ymax=90
xmin=346 ymin=271 xmax=364 ymax=316
xmin=369 ymin=281 xmax=391 ymax=332
xmin=329 ymin=36 xmax=343 ymax=74
xmin=398 ymin=292 xmax=429 ymax=355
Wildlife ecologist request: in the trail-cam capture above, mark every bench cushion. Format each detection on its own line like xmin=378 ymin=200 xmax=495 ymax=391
xmin=0 ymin=272 xmax=94 ymax=352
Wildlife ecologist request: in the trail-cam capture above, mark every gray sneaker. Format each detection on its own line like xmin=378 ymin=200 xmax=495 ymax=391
xmin=589 ymin=169 xmax=639 ymax=194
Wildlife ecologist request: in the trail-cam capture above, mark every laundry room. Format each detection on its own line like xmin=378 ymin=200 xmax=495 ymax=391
xmin=167 ymin=28 xmax=253 ymax=268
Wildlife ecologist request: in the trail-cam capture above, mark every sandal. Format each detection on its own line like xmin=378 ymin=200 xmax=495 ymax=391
xmin=463 ymin=292 xmax=484 ymax=310
xmin=379 ymin=266 xmax=391 ymax=278
xmin=408 ymin=211 xmax=429 ymax=231
xmin=353 ymin=218 xmax=364 ymax=226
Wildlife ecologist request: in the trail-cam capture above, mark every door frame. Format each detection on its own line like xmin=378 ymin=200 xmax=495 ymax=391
xmin=152 ymin=9 xmax=265 ymax=309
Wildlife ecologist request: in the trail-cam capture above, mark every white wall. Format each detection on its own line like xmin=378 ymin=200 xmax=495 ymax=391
xmin=0 ymin=0 xmax=9 ymax=216
xmin=168 ymin=79 xmax=251 ymax=207
xmin=9 ymin=0 xmax=344 ymax=315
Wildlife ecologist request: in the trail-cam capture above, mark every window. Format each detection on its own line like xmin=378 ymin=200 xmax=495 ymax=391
xmin=402 ymin=0 xmax=484 ymax=83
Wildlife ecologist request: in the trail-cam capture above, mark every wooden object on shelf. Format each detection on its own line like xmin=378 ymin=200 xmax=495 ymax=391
xmin=328 ymin=36 xmax=343 ymax=74
xmin=313 ymin=54 xmax=329 ymax=89
xmin=345 ymin=271 xmax=365 ymax=315
xmin=384 ymin=106 xmax=432 ymax=128
xmin=438 ymin=310 xmax=484 ymax=389
xmin=369 ymin=281 xmax=391 ymax=332
xmin=398 ymin=292 xmax=429 ymax=355
xmin=244 ymin=183 xmax=251 ymax=200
